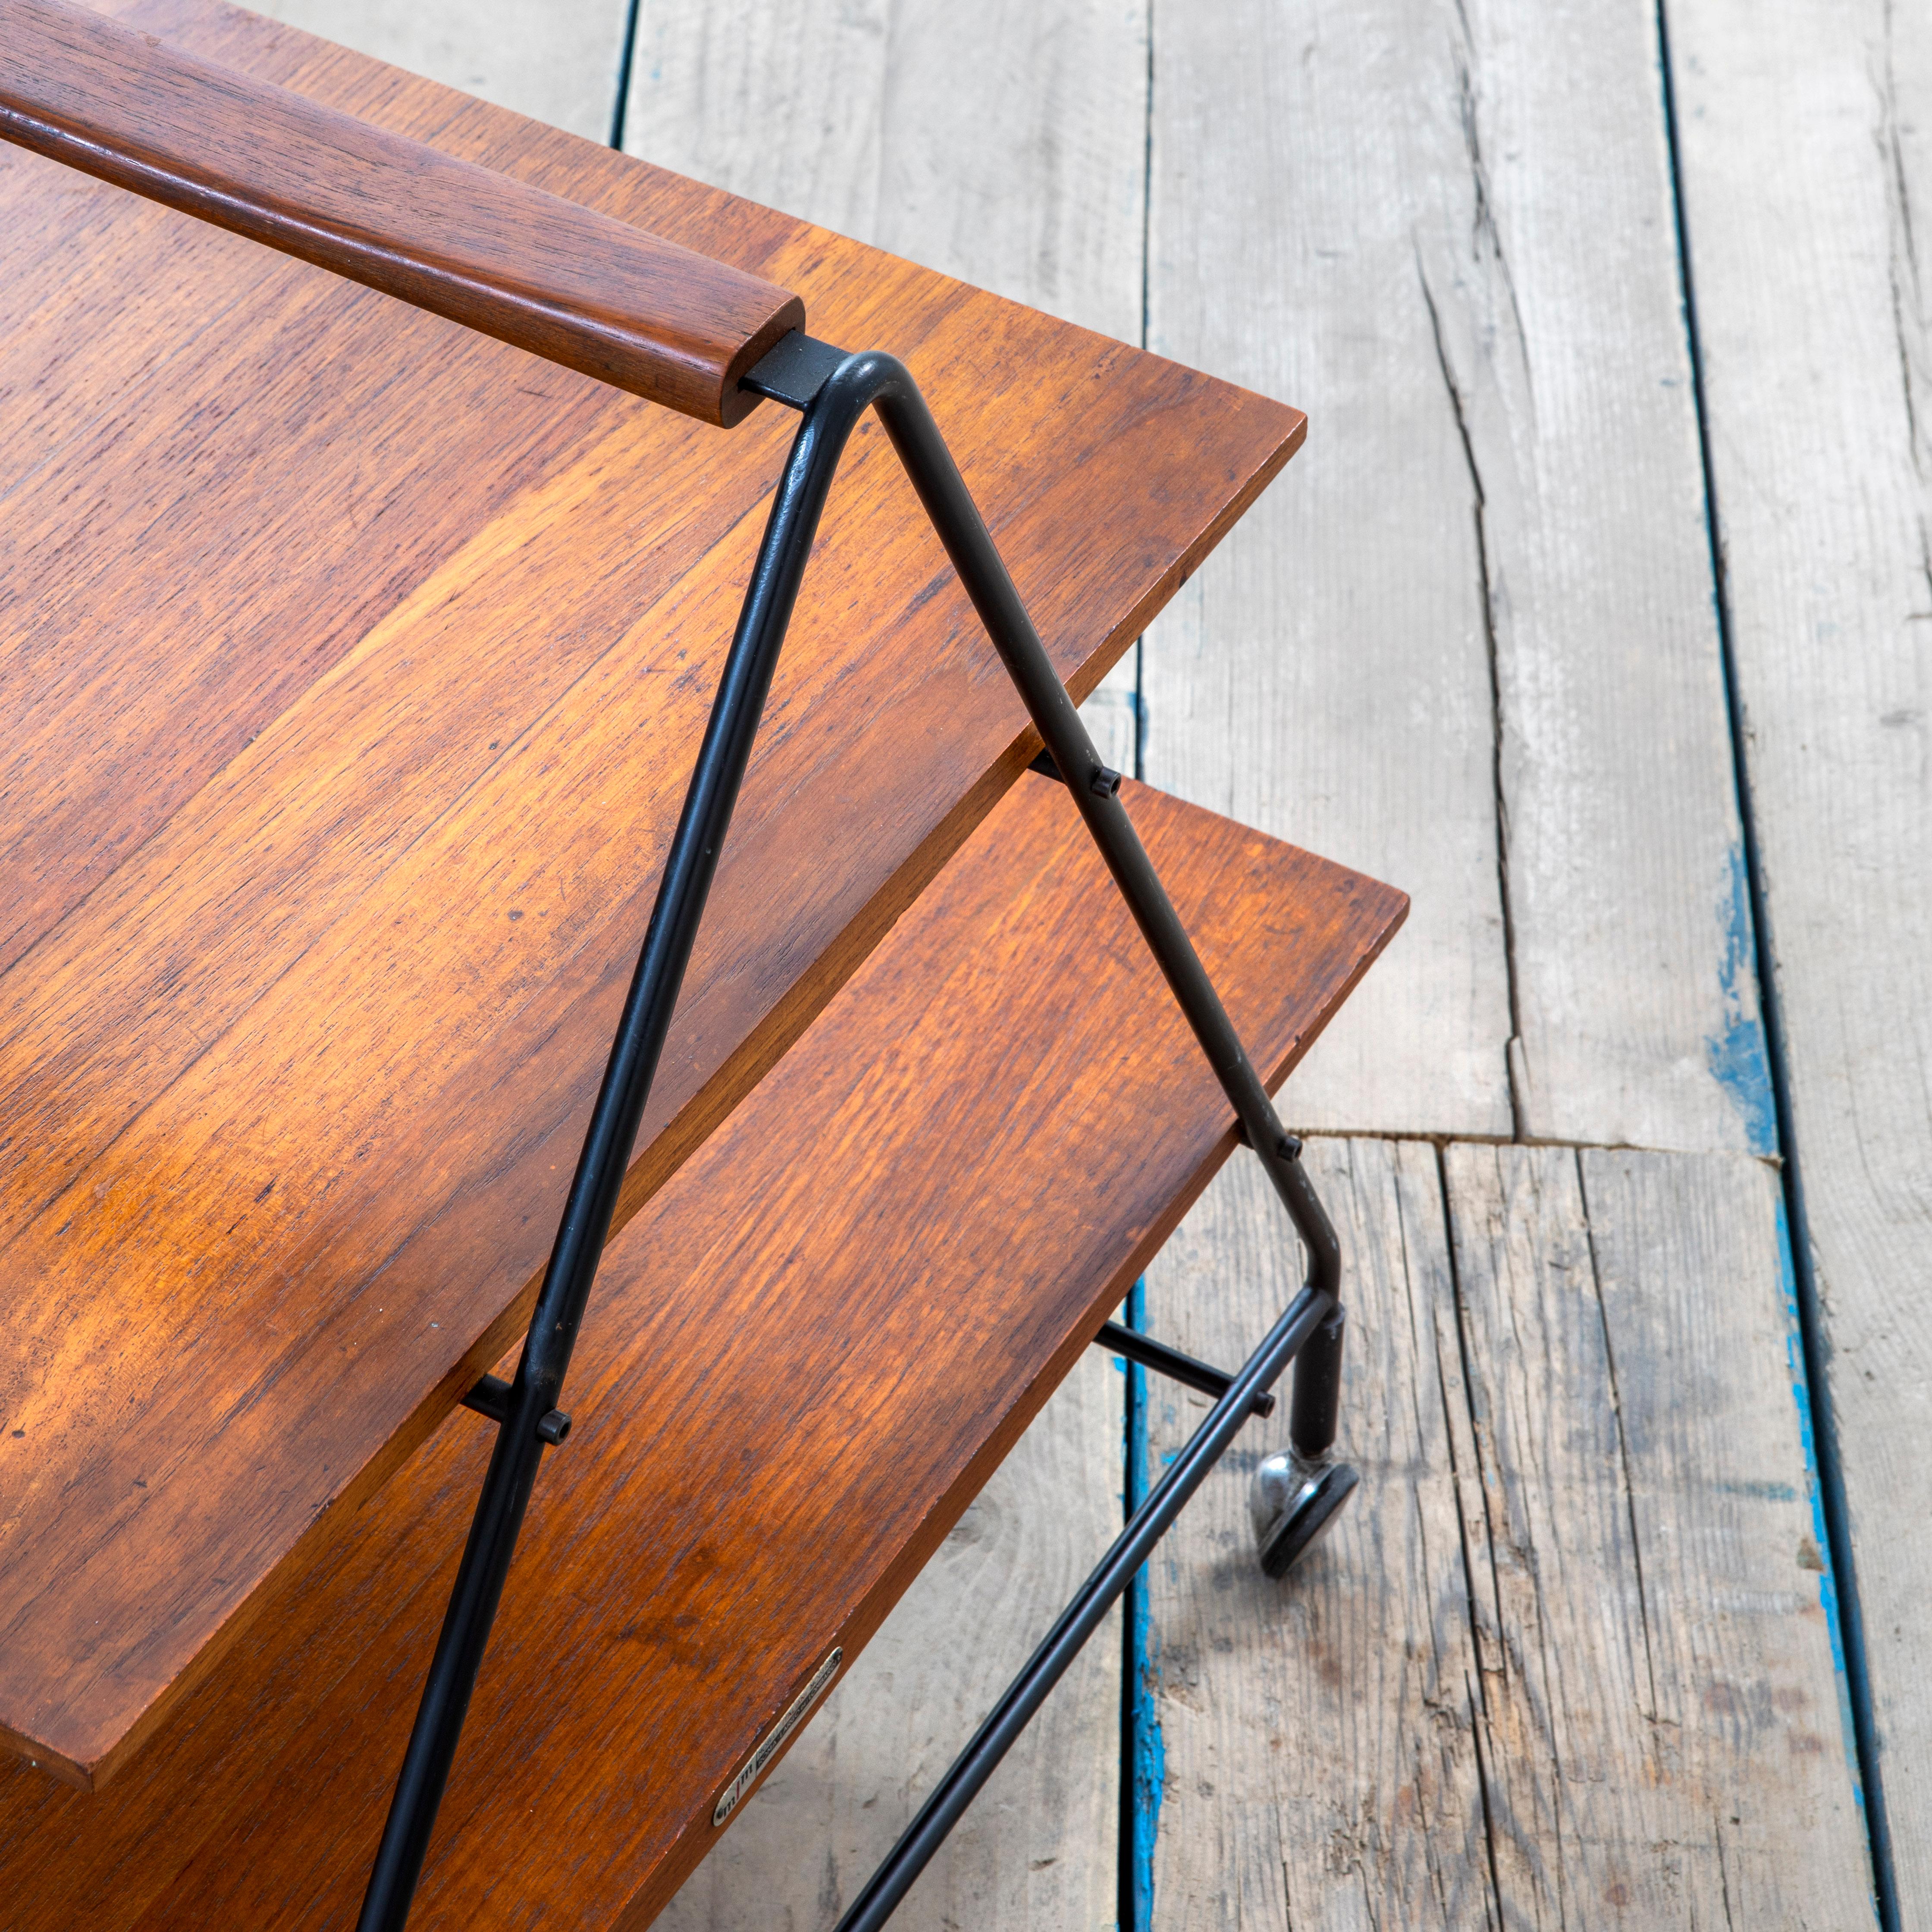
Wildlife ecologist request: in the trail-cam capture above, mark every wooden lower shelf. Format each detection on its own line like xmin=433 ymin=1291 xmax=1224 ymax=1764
xmin=0 ymin=773 xmax=1403 ymax=1929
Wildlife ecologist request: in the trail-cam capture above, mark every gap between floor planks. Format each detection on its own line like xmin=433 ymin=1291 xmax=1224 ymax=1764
xmin=1666 ymin=1 xmax=1931 ymax=1918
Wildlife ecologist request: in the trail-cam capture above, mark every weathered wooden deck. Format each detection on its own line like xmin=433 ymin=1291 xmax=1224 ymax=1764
xmin=251 ymin=0 xmax=1923 ymax=1923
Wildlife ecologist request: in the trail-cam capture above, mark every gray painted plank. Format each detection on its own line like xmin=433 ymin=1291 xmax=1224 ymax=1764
xmin=621 ymin=4 xmax=1151 ymax=1916
xmin=1143 ymin=0 xmax=1764 ymax=1153
xmin=1141 ymin=0 xmax=1512 ymax=1141
xmin=621 ymin=0 xmax=1146 ymax=342
xmin=1570 ymin=1145 xmax=1874 ymax=1923
xmin=1669 ymin=0 xmax=1932 ymax=1909
xmin=1145 ymin=1139 xmax=1871 ymax=1925
xmin=251 ymin=0 xmax=634 ymax=144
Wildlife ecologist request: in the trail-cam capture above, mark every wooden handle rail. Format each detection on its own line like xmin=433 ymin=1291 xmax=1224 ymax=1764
xmin=0 ymin=0 xmax=805 ymax=425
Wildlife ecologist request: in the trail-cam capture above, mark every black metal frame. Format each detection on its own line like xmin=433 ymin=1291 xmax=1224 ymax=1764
xmin=355 ymin=336 xmax=1350 ymax=1932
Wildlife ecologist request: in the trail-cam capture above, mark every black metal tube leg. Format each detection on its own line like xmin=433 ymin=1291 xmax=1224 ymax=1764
xmin=1288 ymin=1304 xmax=1346 ymax=1460
xmin=354 ymin=370 xmax=878 ymax=1932
xmin=354 ymin=336 xmax=1362 ymax=1932
xmin=866 ymin=371 xmax=1341 ymax=1287
xmin=743 ymin=338 xmax=1346 ymax=1307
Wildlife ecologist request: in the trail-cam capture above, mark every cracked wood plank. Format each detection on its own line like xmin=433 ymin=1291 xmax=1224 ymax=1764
xmin=1141 ymin=0 xmax=1511 ymax=1140
xmin=251 ymin=0 xmax=635 ymax=142
xmin=1444 ymin=1142 xmax=1871 ymax=1926
xmin=1143 ymin=1138 xmax=1499 ymax=1929
xmin=1668 ymin=0 xmax=1932 ymax=1913
xmin=618 ymin=2 xmax=1151 ymax=1915
xmin=1143 ymin=0 xmax=1765 ymax=1153
xmin=1145 ymin=1139 xmax=1869 ymax=1925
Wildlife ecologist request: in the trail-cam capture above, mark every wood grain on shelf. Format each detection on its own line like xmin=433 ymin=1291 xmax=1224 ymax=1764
xmin=0 ymin=775 xmax=1406 ymax=1931
xmin=0 ymin=0 xmax=1305 ymax=1785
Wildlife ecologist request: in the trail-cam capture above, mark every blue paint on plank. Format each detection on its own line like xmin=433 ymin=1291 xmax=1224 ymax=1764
xmin=1121 ymin=1275 xmax=1163 ymax=1932
xmin=1706 ymin=845 xmax=1778 ymax=1154
xmin=1772 ymin=1195 xmax=1865 ymax=1808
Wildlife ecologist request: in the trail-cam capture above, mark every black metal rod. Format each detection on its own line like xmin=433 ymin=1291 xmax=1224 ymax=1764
xmin=459 ymin=1374 xmax=512 ymax=1425
xmin=357 ymin=340 xmax=1352 ymax=1931
xmin=1095 ymin=1318 xmax=1275 ymax=1418
xmin=857 ymin=363 xmax=1341 ymax=1310
xmin=355 ymin=370 xmax=886 ymax=1932
xmin=1288 ymin=1304 xmax=1346 ymax=1459
xmin=833 ymin=1286 xmax=1330 ymax=1932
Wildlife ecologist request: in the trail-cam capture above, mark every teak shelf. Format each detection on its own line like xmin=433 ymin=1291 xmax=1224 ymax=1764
xmin=0 ymin=2 xmax=1404 ymax=1925
xmin=5 ymin=774 xmax=1402 ymax=1928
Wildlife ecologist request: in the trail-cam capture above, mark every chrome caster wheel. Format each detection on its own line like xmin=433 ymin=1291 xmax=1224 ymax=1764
xmin=1250 ymin=1452 xmax=1359 ymax=1579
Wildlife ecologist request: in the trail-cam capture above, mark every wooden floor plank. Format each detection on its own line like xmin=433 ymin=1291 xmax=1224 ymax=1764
xmin=621 ymin=0 xmax=1145 ymax=341
xmin=1424 ymin=0 xmax=1767 ymax=1155
xmin=1141 ymin=0 xmax=1512 ymax=1140
xmin=1668 ymin=0 xmax=1932 ymax=1911
xmin=252 ymin=0 xmax=634 ymax=142
xmin=1445 ymin=1142 xmax=1869 ymax=1926
xmin=1572 ymin=1146 xmax=1875 ymax=1923
xmin=1143 ymin=1140 xmax=1871 ymax=1925
xmin=1143 ymin=0 xmax=1764 ymax=1154
xmin=620 ymin=6 xmax=1153 ymax=1916
xmin=1142 ymin=1138 xmax=1497 ymax=1929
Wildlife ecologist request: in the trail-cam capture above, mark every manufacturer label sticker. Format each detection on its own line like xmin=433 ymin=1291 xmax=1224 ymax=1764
xmin=712 ymin=1646 xmax=844 ymax=1827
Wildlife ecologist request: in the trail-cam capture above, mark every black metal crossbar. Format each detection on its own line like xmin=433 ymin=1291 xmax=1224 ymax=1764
xmin=1094 ymin=1318 xmax=1277 ymax=1417
xmin=355 ymin=336 xmax=1351 ymax=1931
xmin=834 ymin=1286 xmax=1328 ymax=1932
